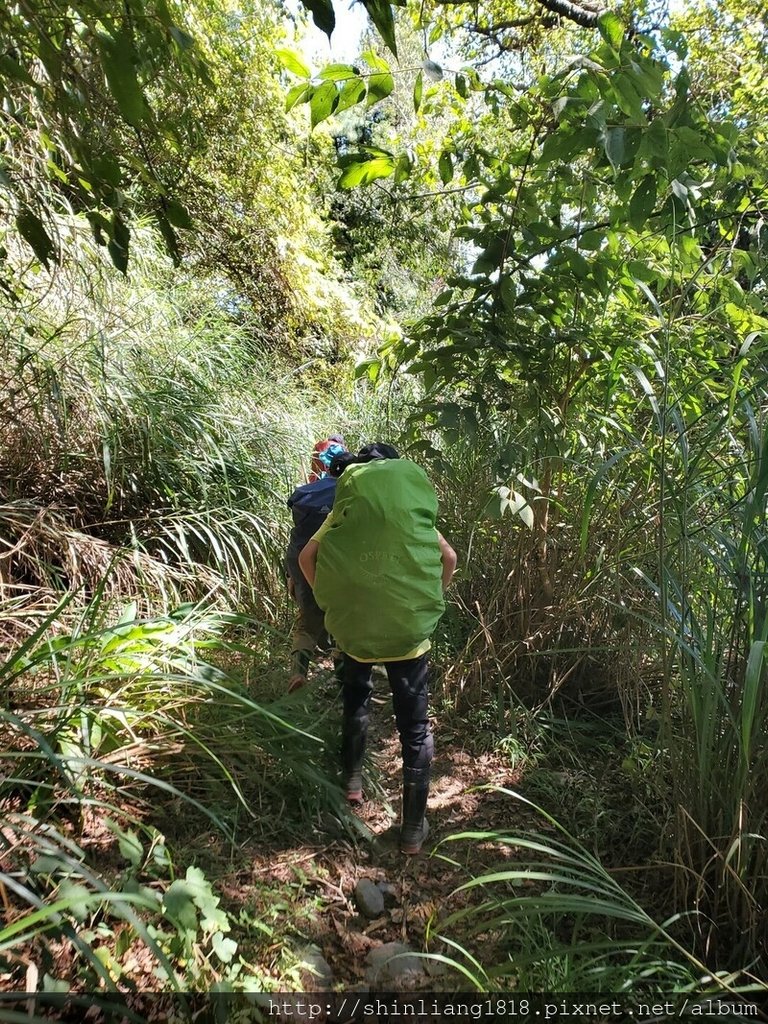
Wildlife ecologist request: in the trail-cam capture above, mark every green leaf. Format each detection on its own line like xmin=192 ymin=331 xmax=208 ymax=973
xmin=394 ymin=150 xmax=413 ymax=184
xmin=578 ymin=230 xmax=604 ymax=250
xmin=673 ymin=126 xmax=715 ymax=161
xmin=471 ymin=235 xmax=506 ymax=276
xmin=57 ymin=882 xmax=93 ymax=922
xmin=628 ymin=175 xmax=657 ymax=231
xmin=438 ymin=403 xmax=462 ymax=430
xmin=362 ymin=49 xmax=390 ymax=71
xmin=565 ymin=247 xmax=590 ymax=279
xmin=484 ymin=485 xmax=510 ymax=520
xmin=317 ymin=63 xmax=359 ymax=81
xmin=499 ymin=277 xmax=517 ymax=311
xmin=438 ymin=151 xmax=454 ymax=185
xmin=98 ymin=31 xmax=147 ymax=125
xmin=540 ymin=126 xmax=596 ymax=165
xmin=42 ymin=975 xmax=70 ymax=994
xmin=455 ymin=73 xmax=468 ymax=99
xmin=603 ymin=126 xmax=625 ymax=171
xmin=336 ymin=77 xmax=366 ymax=113
xmin=299 ymin=0 xmax=335 ymax=38
xmin=31 ymin=854 xmax=66 ymax=876
xmin=212 ymin=933 xmax=238 ymax=963
xmin=156 ymin=212 xmax=180 ymax=265
xmin=639 ymin=117 xmax=668 ymax=164
xmin=0 ymin=54 xmax=35 ymax=85
xmin=310 ymin=80 xmax=338 ymax=128
xmin=355 ymin=357 xmax=381 ymax=381
xmin=90 ymin=154 xmax=122 ymax=188
xmin=612 ymin=73 xmax=643 ymax=119
xmin=286 ymin=83 xmax=313 ymax=111
xmin=367 ymin=71 xmax=394 ymax=105
xmin=163 ymin=880 xmax=198 ymax=930
xmin=118 ymin=830 xmax=144 ymax=868
xmin=276 ymin=48 xmax=311 ymax=78
xmin=164 ymin=200 xmax=192 ymax=230
xmin=338 ymin=156 xmax=395 ymax=188
xmin=168 ymin=25 xmax=195 ymax=50
xmin=597 ymin=12 xmax=624 ymax=50
xmin=628 ymin=58 xmax=664 ymax=101
xmin=107 ymin=213 xmax=130 ymax=274
xmin=362 ymin=0 xmax=398 ymax=57
xmin=413 ymin=70 xmax=423 ymax=113
xmin=117 ymin=600 xmax=137 ymax=625
xmin=423 ymin=59 xmax=443 ymax=82
xmin=16 ymin=209 xmax=55 ymax=267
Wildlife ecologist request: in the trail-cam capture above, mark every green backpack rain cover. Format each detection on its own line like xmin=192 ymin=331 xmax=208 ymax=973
xmin=313 ymin=459 xmax=445 ymax=661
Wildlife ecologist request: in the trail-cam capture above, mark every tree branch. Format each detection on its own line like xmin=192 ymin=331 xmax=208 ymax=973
xmin=433 ymin=0 xmax=607 ymax=29
xmin=534 ymin=0 xmax=606 ymax=27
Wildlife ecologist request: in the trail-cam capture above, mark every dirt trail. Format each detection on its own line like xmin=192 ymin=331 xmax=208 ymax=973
xmin=233 ymin=670 xmax=533 ymax=991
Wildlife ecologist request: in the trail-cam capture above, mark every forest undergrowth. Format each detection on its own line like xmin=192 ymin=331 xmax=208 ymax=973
xmin=2 ymin=0 xmax=768 ymax=1014
xmin=1 ymin=232 xmax=766 ymax=1005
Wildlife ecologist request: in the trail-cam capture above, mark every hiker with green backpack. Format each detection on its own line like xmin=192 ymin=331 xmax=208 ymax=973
xmin=298 ymin=443 xmax=457 ymax=855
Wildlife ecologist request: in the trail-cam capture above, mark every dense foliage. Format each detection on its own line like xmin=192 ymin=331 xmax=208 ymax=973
xmin=1 ymin=0 xmax=767 ymax=1002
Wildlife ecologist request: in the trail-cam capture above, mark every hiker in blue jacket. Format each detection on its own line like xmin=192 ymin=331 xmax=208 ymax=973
xmin=298 ymin=443 xmax=457 ymax=855
xmin=285 ymin=435 xmax=347 ymax=692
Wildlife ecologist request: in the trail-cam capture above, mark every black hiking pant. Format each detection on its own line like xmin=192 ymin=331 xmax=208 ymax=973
xmin=341 ymin=653 xmax=433 ymax=787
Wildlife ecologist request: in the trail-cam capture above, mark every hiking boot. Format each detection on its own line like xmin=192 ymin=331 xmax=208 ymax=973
xmin=400 ymin=784 xmax=430 ymax=855
xmin=288 ymin=649 xmax=311 ymax=692
xmin=344 ymin=772 xmax=364 ymax=805
xmin=341 ymin=711 xmax=367 ymax=806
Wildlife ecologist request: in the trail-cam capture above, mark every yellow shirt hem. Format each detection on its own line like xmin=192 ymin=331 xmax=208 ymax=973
xmin=344 ymin=639 xmax=431 ymax=664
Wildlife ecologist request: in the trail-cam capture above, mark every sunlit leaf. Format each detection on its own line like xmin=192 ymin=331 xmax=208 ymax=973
xmin=310 ymin=80 xmax=338 ymax=127
xmin=338 ymin=156 xmax=395 ymax=187
xmin=336 ymin=77 xmax=366 ymax=112
xmin=276 ymin=48 xmax=311 ymax=78
xmin=413 ymin=70 xmax=423 ymax=113
xmin=317 ymin=63 xmax=359 ymax=81
xmin=597 ymin=11 xmax=624 ymax=50
xmin=163 ymin=880 xmax=198 ymax=930
xmin=367 ymin=71 xmax=394 ymax=105
xmin=286 ymin=82 xmax=313 ymax=111
xmin=212 ymin=933 xmax=238 ymax=963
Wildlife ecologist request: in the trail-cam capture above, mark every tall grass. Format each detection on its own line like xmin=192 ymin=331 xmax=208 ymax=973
xmin=0 ymin=224 xmax=400 ymax=992
xmin=0 ymin=224 xmax=395 ymax=620
xmin=638 ymin=370 xmax=768 ymax=966
xmin=407 ymin=313 xmax=768 ymax=976
xmin=0 ymin=583 xmax=356 ymax=990
xmin=430 ymin=790 xmax=768 ymax=1001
